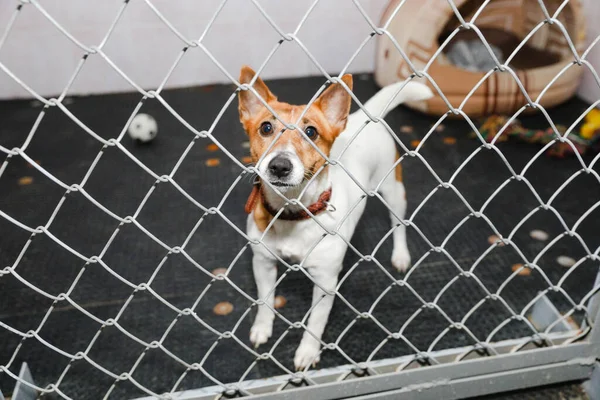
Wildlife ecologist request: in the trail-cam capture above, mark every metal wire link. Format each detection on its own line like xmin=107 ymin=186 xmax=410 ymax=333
xmin=0 ymin=0 xmax=599 ymax=399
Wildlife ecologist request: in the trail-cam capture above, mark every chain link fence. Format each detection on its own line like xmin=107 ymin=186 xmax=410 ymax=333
xmin=1 ymin=0 xmax=600 ymax=399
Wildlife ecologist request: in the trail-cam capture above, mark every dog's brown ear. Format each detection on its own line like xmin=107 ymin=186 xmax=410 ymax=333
xmin=238 ymin=66 xmax=276 ymax=123
xmin=314 ymin=74 xmax=353 ymax=132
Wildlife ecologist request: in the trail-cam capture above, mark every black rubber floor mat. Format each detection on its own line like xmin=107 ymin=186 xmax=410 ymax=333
xmin=482 ymin=381 xmax=589 ymax=399
xmin=0 ymin=75 xmax=598 ymax=399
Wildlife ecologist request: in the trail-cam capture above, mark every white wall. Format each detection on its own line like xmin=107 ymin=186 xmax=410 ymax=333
xmin=577 ymin=0 xmax=600 ymax=105
xmin=0 ymin=0 xmax=388 ymax=99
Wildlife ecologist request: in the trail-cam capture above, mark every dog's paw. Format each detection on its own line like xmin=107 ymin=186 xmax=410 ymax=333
xmin=250 ymin=321 xmax=273 ymax=348
xmin=392 ymin=248 xmax=411 ymax=273
xmin=294 ymin=341 xmax=321 ymax=370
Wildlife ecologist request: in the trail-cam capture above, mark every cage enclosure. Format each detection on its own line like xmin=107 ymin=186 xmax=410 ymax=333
xmin=0 ymin=1 xmax=599 ymax=399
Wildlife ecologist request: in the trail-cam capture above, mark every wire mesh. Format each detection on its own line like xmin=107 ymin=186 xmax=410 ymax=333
xmin=0 ymin=0 xmax=599 ymax=399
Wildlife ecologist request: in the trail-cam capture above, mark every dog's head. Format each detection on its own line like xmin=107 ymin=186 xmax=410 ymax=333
xmin=238 ymin=66 xmax=352 ymax=191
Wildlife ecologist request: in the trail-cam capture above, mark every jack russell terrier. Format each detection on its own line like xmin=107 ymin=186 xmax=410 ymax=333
xmin=237 ymin=66 xmax=433 ymax=370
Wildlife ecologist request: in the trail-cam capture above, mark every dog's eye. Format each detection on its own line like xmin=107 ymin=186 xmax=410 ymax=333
xmin=260 ymin=121 xmax=273 ymax=136
xmin=305 ymin=126 xmax=318 ymax=139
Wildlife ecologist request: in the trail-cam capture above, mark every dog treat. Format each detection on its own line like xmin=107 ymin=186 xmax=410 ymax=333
xmin=205 ymin=158 xmax=220 ymax=167
xmin=206 ymin=143 xmax=219 ymax=152
xmin=213 ymin=301 xmax=234 ymax=316
xmin=443 ymin=137 xmax=457 ymax=145
xmin=557 ymin=255 xmax=576 ymax=268
xmin=274 ymin=295 xmax=287 ymax=309
xmin=487 ymin=234 xmax=505 ymax=246
xmin=511 ymin=263 xmax=530 ymax=276
xmin=212 ymin=267 xmax=227 ymax=276
xmin=530 ymin=230 xmax=549 ymax=241
xmin=400 ymin=125 xmax=413 ymax=133
xmin=18 ymin=176 xmax=33 ymax=186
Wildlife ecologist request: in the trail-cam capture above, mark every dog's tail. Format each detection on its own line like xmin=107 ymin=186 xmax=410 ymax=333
xmin=362 ymin=80 xmax=433 ymax=119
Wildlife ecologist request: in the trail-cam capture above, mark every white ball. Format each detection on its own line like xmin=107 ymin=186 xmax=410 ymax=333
xmin=128 ymin=113 xmax=157 ymax=143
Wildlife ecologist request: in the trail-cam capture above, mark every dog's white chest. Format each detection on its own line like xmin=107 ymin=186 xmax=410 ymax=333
xmin=272 ymin=221 xmax=321 ymax=262
xmin=275 ymin=238 xmax=304 ymax=262
xmin=249 ymin=214 xmax=340 ymax=266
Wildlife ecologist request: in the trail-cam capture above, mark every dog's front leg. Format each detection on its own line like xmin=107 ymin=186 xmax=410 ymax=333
xmin=294 ymin=267 xmax=340 ymax=370
xmin=250 ymin=252 xmax=278 ymax=347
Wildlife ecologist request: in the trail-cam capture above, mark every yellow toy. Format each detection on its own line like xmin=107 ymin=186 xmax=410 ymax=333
xmin=580 ymin=109 xmax=600 ymax=140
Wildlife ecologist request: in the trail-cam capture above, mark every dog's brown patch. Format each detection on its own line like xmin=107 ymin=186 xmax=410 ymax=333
xmin=245 ymin=185 xmax=260 ymax=214
xmin=245 ymin=185 xmax=273 ymax=232
xmin=253 ymin=200 xmax=273 ymax=232
xmin=394 ymin=150 xmax=403 ymax=182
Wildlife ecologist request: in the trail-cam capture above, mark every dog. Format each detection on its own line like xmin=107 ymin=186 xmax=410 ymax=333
xmin=237 ymin=66 xmax=433 ymax=370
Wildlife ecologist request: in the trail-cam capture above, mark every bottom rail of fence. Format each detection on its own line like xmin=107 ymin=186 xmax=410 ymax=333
xmin=132 ymin=329 xmax=593 ymax=400
xmin=351 ymin=359 xmax=592 ymax=400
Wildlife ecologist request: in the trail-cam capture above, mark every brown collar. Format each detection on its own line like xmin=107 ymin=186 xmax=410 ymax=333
xmin=245 ymin=183 xmax=332 ymax=221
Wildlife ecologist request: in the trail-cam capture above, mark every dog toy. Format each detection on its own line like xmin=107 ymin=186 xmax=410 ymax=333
xmin=475 ymin=115 xmax=592 ymax=158
xmin=580 ymin=109 xmax=600 ymax=140
xmin=128 ymin=113 xmax=158 ymax=143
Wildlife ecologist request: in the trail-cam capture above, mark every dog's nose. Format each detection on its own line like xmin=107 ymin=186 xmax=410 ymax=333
xmin=268 ymin=156 xmax=292 ymax=178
